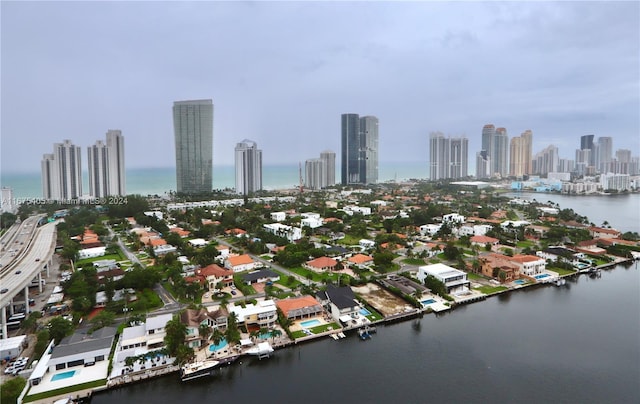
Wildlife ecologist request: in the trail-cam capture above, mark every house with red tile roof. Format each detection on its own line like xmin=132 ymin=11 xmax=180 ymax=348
xmin=588 ymin=226 xmax=621 ymax=239
xmin=169 ymin=227 xmax=191 ymax=238
xmin=478 ymin=254 xmax=519 ymax=283
xmin=225 ymin=228 xmax=247 ymax=237
xmin=225 ymin=254 xmax=258 ymax=272
xmin=195 ymin=264 xmax=234 ymax=291
xmin=180 ymin=308 xmax=228 ymax=348
xmin=470 ymin=235 xmax=499 ymax=247
xmin=276 ymin=296 xmax=324 ymax=320
xmin=347 ymin=254 xmax=374 ymax=266
xmin=305 ymin=256 xmax=338 ymax=271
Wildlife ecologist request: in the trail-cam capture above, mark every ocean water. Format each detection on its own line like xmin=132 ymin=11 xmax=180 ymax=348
xmin=0 ymin=162 xmax=428 ymax=199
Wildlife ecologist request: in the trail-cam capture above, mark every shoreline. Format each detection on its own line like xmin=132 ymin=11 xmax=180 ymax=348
xmin=78 ymin=258 xmax=634 ymax=402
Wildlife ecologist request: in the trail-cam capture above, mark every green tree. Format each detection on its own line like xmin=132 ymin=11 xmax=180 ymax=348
xmin=1 ymin=377 xmax=27 ymax=404
xmin=198 ymin=324 xmax=211 ymax=346
xmin=164 ymin=315 xmax=188 ymax=359
xmin=90 ymin=310 xmax=116 ymax=331
xmin=47 ymin=317 xmax=73 ymax=344
xmin=21 ymin=311 xmax=42 ymax=333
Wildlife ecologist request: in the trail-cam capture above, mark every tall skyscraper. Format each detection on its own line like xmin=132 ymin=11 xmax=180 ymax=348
xmin=341 ymin=113 xmax=378 ymax=185
xmin=449 ymin=137 xmax=468 ymax=179
xmin=173 ymin=99 xmax=213 ymax=194
xmin=481 ymin=124 xmax=495 ymax=162
xmin=305 ymin=158 xmax=325 ymax=190
xmin=361 ymin=116 xmax=379 ymax=184
xmin=320 ymin=150 xmax=336 ymax=187
xmin=532 ymin=145 xmax=559 ymax=176
xmin=595 ymin=136 xmax=612 ymax=173
xmin=306 ymin=150 xmax=336 ymax=190
xmin=580 ymin=134 xmax=596 ymax=167
xmin=234 ymin=139 xmax=262 ymax=195
xmin=88 ymin=130 xmax=125 ymax=198
xmin=509 ymin=130 xmax=532 ymax=178
xmin=476 ymin=150 xmax=490 ymax=179
xmin=41 ymin=139 xmax=82 ymax=200
xmin=430 ymin=132 xmax=468 ymax=180
xmin=492 ymin=127 xmax=509 ymax=177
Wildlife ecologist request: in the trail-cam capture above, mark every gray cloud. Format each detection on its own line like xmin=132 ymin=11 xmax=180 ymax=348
xmin=1 ymin=1 xmax=638 ymax=174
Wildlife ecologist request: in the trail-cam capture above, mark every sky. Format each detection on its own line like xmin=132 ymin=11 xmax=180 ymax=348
xmin=1 ymin=1 xmax=639 ymax=173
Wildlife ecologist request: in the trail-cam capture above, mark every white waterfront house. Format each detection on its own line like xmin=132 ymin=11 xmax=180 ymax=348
xmin=115 ymin=314 xmax=173 ymax=363
xmin=263 ymin=223 xmax=302 ymax=242
xmin=417 ymin=263 xmax=470 ymax=295
xmin=229 ymin=300 xmax=278 ymax=329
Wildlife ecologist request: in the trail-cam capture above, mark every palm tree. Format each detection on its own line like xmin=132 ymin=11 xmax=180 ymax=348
xmin=270 ymin=328 xmax=283 ymax=343
xmin=198 ymin=324 xmax=212 ymax=346
xmin=211 ymin=328 xmax=224 ymax=347
xmin=249 ymin=330 xmax=260 ymax=343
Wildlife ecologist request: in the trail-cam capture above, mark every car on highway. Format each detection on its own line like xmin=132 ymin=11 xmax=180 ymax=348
xmin=0 ymin=288 xmax=8 ymax=294
xmin=15 ymin=270 xmax=22 ymax=275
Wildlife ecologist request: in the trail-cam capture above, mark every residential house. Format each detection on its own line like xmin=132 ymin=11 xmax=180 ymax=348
xmin=588 ymin=226 xmax=621 ymax=239
xmin=229 ymin=300 xmax=278 ymax=331
xmin=316 ymin=285 xmax=365 ymax=326
xmin=276 ymin=296 xmax=324 ymax=320
xmin=181 ymin=308 xmax=228 ymax=349
xmin=300 ymin=212 xmax=323 ymax=229
xmin=195 ymin=264 xmax=234 ymax=291
xmin=417 ymin=263 xmax=470 ymax=295
xmin=48 ymin=327 xmax=117 ymax=372
xmin=305 ymin=256 xmax=338 ymax=271
xmin=241 ymin=269 xmax=280 ymax=285
xmin=270 ymin=212 xmax=286 ymax=222
xmin=536 ymin=247 xmax=582 ymax=265
xmin=470 ymin=235 xmax=500 ymax=248
xmin=478 ymin=254 xmax=520 ymax=283
xmin=263 ymin=223 xmax=302 ymax=242
xmin=507 ymin=254 xmax=547 ymax=277
xmin=225 ymin=254 xmax=259 ymax=273
xmin=115 ymin=313 xmax=173 ymax=363
xmin=347 ymin=254 xmax=374 ymax=267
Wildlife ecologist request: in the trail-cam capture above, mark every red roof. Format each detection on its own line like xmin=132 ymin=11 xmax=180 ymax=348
xmin=470 ymin=235 xmax=499 ymax=244
xmin=197 ymin=264 xmax=233 ymax=278
xmin=348 ymin=254 xmax=373 ymax=264
xmin=276 ymin=296 xmax=321 ymax=317
xmin=307 ymin=256 xmax=337 ymax=269
xmin=227 ymin=254 xmax=254 ymax=267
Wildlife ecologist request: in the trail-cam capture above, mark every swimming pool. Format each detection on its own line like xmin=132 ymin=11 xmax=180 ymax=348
xmin=359 ymin=308 xmax=371 ymax=316
xmin=51 ymin=370 xmax=76 ymax=381
xmin=300 ymin=319 xmax=321 ymax=328
xmin=421 ymin=299 xmax=436 ymax=305
xmin=514 ymin=279 xmax=526 ymax=285
xmin=209 ymin=338 xmax=228 ymax=352
xmin=534 ymin=273 xmax=550 ymax=280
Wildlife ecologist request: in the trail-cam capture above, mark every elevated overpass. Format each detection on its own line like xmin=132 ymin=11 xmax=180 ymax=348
xmin=0 ymin=216 xmax=57 ymax=338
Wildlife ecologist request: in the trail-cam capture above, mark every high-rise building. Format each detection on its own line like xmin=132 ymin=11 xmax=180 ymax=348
xmin=476 ymin=150 xmax=490 ymax=179
xmin=558 ymin=158 xmax=575 ymax=173
xmin=481 ymin=124 xmax=495 ymax=162
xmin=234 ymin=139 xmax=262 ymax=195
xmin=575 ymin=149 xmax=592 ymax=175
xmin=595 ymin=136 xmax=612 ymax=173
xmin=41 ymin=139 xmax=82 ymax=200
xmin=320 ymin=150 xmax=336 ymax=187
xmin=532 ymin=145 xmax=559 ymax=176
xmin=305 ymin=158 xmax=326 ymax=190
xmin=430 ymin=132 xmax=468 ymax=180
xmin=449 ymin=137 xmax=468 ymax=179
xmin=173 ymin=99 xmax=213 ymax=194
xmin=341 ymin=113 xmax=378 ymax=185
xmin=492 ymin=127 xmax=509 ymax=177
xmin=580 ymin=134 xmax=596 ymax=167
xmin=88 ymin=130 xmax=125 ymax=198
xmin=360 ymin=116 xmax=379 ymax=184
xmin=509 ymin=130 xmax=533 ymax=178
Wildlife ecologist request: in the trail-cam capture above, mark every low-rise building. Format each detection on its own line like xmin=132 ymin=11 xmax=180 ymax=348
xmin=181 ymin=308 xmax=228 ymax=349
xmin=417 ymin=263 xmax=470 ymax=295
xmin=225 ymin=254 xmax=259 ymax=273
xmin=195 ymin=264 xmax=234 ymax=291
xmin=229 ymin=300 xmax=278 ymax=330
xmin=241 ymin=269 xmax=280 ymax=285
xmin=276 ymin=296 xmax=324 ymax=320
xmin=263 ymin=223 xmax=302 ymax=242
xmin=305 ymin=256 xmax=338 ymax=271
xmin=115 ymin=313 xmax=173 ymax=363
xmin=48 ymin=327 xmax=117 ymax=372
xmin=316 ymin=285 xmax=364 ymax=326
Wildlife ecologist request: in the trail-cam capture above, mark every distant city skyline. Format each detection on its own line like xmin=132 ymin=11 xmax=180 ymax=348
xmin=341 ymin=113 xmax=379 ymax=185
xmin=2 ymin=2 xmax=637 ymax=173
xmin=88 ymin=130 xmax=126 ymax=198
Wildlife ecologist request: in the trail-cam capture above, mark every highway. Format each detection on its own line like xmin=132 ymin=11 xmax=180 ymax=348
xmin=1 ymin=216 xmax=57 ymax=337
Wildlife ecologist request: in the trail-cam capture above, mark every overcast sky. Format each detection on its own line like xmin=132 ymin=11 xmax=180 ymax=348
xmin=2 ymin=1 xmax=638 ymax=173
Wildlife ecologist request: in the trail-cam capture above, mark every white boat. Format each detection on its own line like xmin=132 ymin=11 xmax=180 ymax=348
xmin=180 ymin=359 xmax=220 ymax=381
xmin=246 ymin=342 xmax=274 ymax=359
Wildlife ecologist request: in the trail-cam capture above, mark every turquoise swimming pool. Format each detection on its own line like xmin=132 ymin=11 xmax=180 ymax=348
xmin=359 ymin=308 xmax=371 ymax=316
xmin=421 ymin=299 xmax=436 ymax=305
xmin=209 ymin=338 xmax=228 ymax=352
xmin=51 ymin=370 xmax=76 ymax=381
xmin=534 ymin=273 xmax=550 ymax=280
xmin=514 ymin=279 xmax=526 ymax=285
xmin=300 ymin=319 xmax=321 ymax=328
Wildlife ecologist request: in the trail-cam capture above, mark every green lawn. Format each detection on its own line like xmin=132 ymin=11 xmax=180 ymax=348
xmin=76 ymin=252 xmax=125 ymax=266
xmin=288 ymin=267 xmax=345 ymax=284
xmin=467 ymin=272 xmax=487 ymax=281
xmin=474 ymin=285 xmax=508 ymax=294
xmin=547 ymin=266 xmax=577 ymax=276
xmin=336 ymin=234 xmax=362 ymax=247
xmin=402 ymin=258 xmax=426 ymax=265
xmin=23 ymin=379 xmax=107 ymax=402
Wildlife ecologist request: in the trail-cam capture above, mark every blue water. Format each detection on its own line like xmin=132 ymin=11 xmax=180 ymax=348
xmin=51 ymin=370 xmax=76 ymax=381
xmin=534 ymin=274 xmax=551 ymax=280
xmin=514 ymin=280 xmax=526 ymax=285
xmin=359 ymin=308 xmax=371 ymax=316
xmin=421 ymin=299 xmax=436 ymax=305
xmin=0 ymin=162 xmax=427 ymax=199
xmin=209 ymin=339 xmax=228 ymax=352
xmin=300 ymin=319 xmax=321 ymax=328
